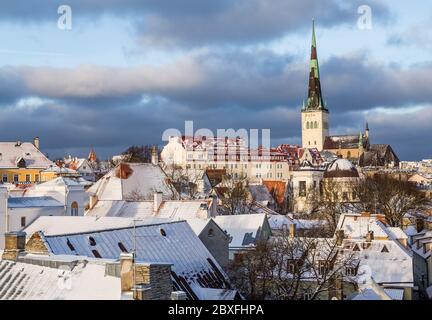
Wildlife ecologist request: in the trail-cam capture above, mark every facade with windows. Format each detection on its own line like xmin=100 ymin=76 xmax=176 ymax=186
xmin=0 ymin=138 xmax=55 ymax=185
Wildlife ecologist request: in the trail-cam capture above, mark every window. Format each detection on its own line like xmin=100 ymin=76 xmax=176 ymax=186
xmin=66 ymin=238 xmax=75 ymax=251
xmin=299 ymin=181 xmax=306 ymax=197
xmin=88 ymin=236 xmax=97 ymax=246
xmin=345 ymin=266 xmax=357 ymax=276
xmin=118 ymin=242 xmax=128 ymax=253
xmin=35 ymin=174 xmax=39 ymax=183
xmin=318 ymin=260 xmax=331 ymax=275
xmin=343 ymin=192 xmax=349 ymax=201
xmin=352 ymin=192 xmax=357 ymax=200
xmin=208 ymin=228 xmax=215 ymax=237
xmin=306 ymin=122 xmax=310 ymax=129
xmin=314 ymin=121 xmax=318 ymax=129
xmin=303 ymin=292 xmax=312 ymax=300
xmin=2 ymin=174 xmax=7 ymax=183
xmin=92 ymin=249 xmax=102 ymax=258
xmin=71 ymin=201 xmax=79 ymax=216
xmin=21 ymin=216 xmax=26 ymax=227
xmin=25 ymin=174 xmax=30 ymax=183
xmin=13 ymin=174 xmax=19 ymax=183
xmin=287 ymin=259 xmax=298 ymax=274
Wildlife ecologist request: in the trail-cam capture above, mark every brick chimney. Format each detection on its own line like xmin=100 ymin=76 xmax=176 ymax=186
xmin=153 ymin=192 xmax=163 ymax=213
xmin=2 ymin=231 xmax=26 ymax=261
xmin=119 ymin=253 xmax=173 ymax=300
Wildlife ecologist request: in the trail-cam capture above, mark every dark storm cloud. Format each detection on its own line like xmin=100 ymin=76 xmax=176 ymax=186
xmin=1 ymin=0 xmax=390 ymax=47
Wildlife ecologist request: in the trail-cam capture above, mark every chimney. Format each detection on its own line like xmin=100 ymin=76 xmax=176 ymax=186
xmin=416 ymin=218 xmax=425 ymax=233
xmin=2 ymin=231 xmax=26 ymax=261
xmin=366 ymin=230 xmax=374 ymax=242
xmin=151 ymin=146 xmax=158 ymax=165
xmin=89 ymin=194 xmax=98 ymax=209
xmin=15 ymin=140 xmax=22 ymax=147
xmin=33 ymin=137 xmax=40 ymax=150
xmin=289 ymin=223 xmax=296 ymax=238
xmin=119 ymin=253 xmax=173 ymax=300
xmin=120 ymin=253 xmax=134 ymax=294
xmin=153 ymin=192 xmax=163 ymax=213
xmin=336 ymin=229 xmax=345 ymax=246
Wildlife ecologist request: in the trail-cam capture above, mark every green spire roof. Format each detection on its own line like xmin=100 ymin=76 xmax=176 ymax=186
xmin=305 ymin=19 xmax=327 ymax=112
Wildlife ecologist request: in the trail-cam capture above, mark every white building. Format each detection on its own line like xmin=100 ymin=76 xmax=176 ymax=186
xmin=0 ymin=178 xmax=86 ymax=250
xmin=161 ymin=136 xmax=291 ymax=183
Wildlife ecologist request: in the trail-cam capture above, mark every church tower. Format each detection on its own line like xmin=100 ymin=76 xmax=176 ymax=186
xmin=301 ymin=20 xmax=329 ymax=151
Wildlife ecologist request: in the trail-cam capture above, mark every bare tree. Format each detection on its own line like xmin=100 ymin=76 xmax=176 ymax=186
xmin=305 ymin=180 xmax=352 ymax=234
xmin=162 ymin=164 xmax=202 ymax=199
xmin=229 ymin=228 xmax=357 ymax=300
xmin=353 ymin=175 xmax=429 ymax=227
xmin=217 ymin=171 xmax=257 ymax=215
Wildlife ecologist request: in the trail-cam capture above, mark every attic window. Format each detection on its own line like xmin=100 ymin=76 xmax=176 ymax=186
xmin=208 ymin=228 xmax=214 ymax=237
xmin=381 ymin=245 xmax=389 ymax=253
xmin=118 ymin=242 xmax=128 ymax=253
xmin=88 ymin=236 xmax=96 ymax=246
xmin=92 ymin=249 xmax=102 ymax=258
xmin=160 ymin=228 xmax=167 ymax=237
xmin=66 ymin=239 xmax=75 ymax=251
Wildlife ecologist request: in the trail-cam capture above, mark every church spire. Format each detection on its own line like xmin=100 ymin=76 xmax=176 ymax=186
xmin=305 ymin=19 xmax=327 ymax=112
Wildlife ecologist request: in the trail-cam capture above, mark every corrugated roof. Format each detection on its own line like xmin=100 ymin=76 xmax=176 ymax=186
xmin=36 ymin=219 xmax=232 ymax=300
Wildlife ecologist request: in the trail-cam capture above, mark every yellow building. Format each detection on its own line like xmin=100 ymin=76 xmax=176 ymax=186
xmin=0 ymin=138 xmax=55 ymax=185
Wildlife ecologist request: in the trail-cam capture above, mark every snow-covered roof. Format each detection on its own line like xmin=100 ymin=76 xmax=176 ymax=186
xmin=214 ymin=214 xmax=268 ymax=249
xmin=267 ymin=214 xmax=294 ymax=230
xmin=248 ymin=184 xmax=272 ymax=204
xmin=8 ymin=196 xmax=63 ymax=208
xmin=342 ymin=239 xmax=413 ymax=286
xmin=86 ymin=199 xmax=212 ymax=220
xmin=0 ymin=259 xmax=120 ymax=300
xmin=87 ymin=163 xmax=176 ymax=201
xmin=24 ymin=216 xmax=163 ymax=236
xmin=336 ymin=213 xmax=390 ymax=239
xmin=30 ymin=218 xmax=232 ymax=300
xmin=0 ymin=142 xmax=54 ymax=169
xmin=41 ymin=165 xmax=78 ymax=174
xmin=324 ymin=159 xmax=359 ymax=178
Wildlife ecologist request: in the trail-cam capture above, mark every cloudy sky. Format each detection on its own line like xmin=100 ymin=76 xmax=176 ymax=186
xmin=0 ymin=0 xmax=431 ymax=160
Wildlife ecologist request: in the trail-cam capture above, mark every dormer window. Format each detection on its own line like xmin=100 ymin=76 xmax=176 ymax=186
xmin=16 ymin=157 xmax=27 ymax=168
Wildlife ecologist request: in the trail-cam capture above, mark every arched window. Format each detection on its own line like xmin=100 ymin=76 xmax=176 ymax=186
xmin=347 ymin=151 xmax=351 ymax=159
xmin=71 ymin=201 xmax=78 ymax=216
xmin=314 ymin=121 xmax=318 ymax=128
xmin=306 ymin=122 xmax=310 ymax=129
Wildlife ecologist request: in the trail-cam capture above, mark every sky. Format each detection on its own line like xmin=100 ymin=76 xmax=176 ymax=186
xmin=0 ymin=0 xmax=431 ymax=161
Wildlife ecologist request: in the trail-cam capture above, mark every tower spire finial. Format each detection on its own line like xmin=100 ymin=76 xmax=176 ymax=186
xmin=305 ymin=19 xmax=327 ymax=112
